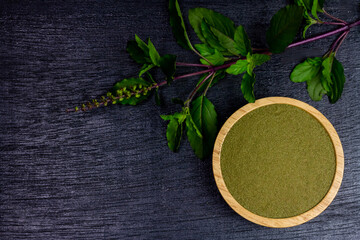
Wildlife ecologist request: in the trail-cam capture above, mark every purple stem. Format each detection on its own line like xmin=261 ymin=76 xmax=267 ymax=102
xmin=186 ymin=71 xmax=215 ymax=106
xmin=173 ymin=68 xmax=214 ymax=81
xmin=330 ymin=30 xmax=349 ymax=52
xmin=288 ymin=19 xmax=360 ymax=48
xmin=288 ymin=25 xmax=347 ymax=48
xmin=176 ymin=62 xmax=211 ymax=68
xmin=335 ymin=31 xmax=350 ymax=53
xmin=322 ymin=9 xmax=347 ymax=24
xmin=322 ymin=22 xmax=346 ymax=26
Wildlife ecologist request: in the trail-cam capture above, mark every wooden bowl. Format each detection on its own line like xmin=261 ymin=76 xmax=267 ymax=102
xmin=213 ymin=97 xmax=344 ymax=228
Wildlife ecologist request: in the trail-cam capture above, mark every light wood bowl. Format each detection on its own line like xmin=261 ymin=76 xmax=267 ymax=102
xmin=213 ymin=97 xmax=344 ymax=228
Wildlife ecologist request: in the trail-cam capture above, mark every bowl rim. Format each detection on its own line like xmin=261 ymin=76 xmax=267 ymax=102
xmin=212 ymin=97 xmax=344 ymax=228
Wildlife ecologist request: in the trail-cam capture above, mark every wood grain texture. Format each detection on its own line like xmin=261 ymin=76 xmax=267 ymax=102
xmin=0 ymin=0 xmax=359 ymax=239
xmin=213 ymin=97 xmax=344 ymax=228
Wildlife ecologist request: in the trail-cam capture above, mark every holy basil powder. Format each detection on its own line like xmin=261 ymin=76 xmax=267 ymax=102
xmin=220 ymin=104 xmax=336 ymax=218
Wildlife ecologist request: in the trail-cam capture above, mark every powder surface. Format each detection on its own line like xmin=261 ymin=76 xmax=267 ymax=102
xmin=220 ymin=104 xmax=336 ymax=218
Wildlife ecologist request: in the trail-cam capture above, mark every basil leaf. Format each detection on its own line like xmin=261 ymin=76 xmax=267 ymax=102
xmin=290 ymin=57 xmax=322 ymax=82
xmin=295 ymin=0 xmax=324 ymax=20
xmin=196 ymin=70 xmax=226 ymax=93
xmin=266 ymin=5 xmax=304 ymax=53
xmin=311 ymin=0 xmax=320 ymax=20
xmin=187 ymin=96 xmax=217 ymax=159
xmin=210 ymin=26 xmax=240 ymax=55
xmin=110 ymin=78 xmax=151 ymax=105
xmin=251 ymin=54 xmax=271 ymax=66
xmin=307 ymin=72 xmax=326 ymax=101
xmin=139 ymin=64 xmax=155 ymax=77
xmin=226 ymin=59 xmax=248 ymax=75
xmin=199 ymin=49 xmax=225 ymax=66
xmin=159 ymin=54 xmax=177 ymax=84
xmin=311 ymin=0 xmax=325 ymax=20
xmin=200 ymin=19 xmax=227 ymax=52
xmin=148 ymin=39 xmax=161 ymax=66
xmin=165 ymin=118 xmax=183 ymax=152
xmin=246 ymin=52 xmax=255 ymax=75
xmin=327 ymin=57 xmax=345 ymax=104
xmin=302 ymin=18 xmax=317 ymax=38
xmin=188 ymin=7 xmax=236 ymax=44
xmin=241 ymin=72 xmax=256 ymax=103
xmin=234 ymin=25 xmax=252 ymax=56
xmin=126 ymin=40 xmax=150 ymax=64
xmin=160 ymin=112 xmax=185 ymax=121
xmin=169 ymin=0 xmax=193 ymax=51
xmin=186 ymin=116 xmax=203 ymax=158
xmin=186 ymin=113 xmax=203 ymax=138
xmin=135 ymin=34 xmax=149 ymax=54
xmin=194 ymin=44 xmax=215 ymax=56
xmin=321 ymin=54 xmax=334 ymax=92
xmin=161 ymin=112 xmax=186 ymax=152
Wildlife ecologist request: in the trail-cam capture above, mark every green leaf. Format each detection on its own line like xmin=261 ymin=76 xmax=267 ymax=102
xmin=196 ymin=70 xmax=226 ymax=93
xmin=225 ymin=59 xmax=248 ymax=75
xmin=200 ymin=19 xmax=227 ymax=52
xmin=139 ymin=64 xmax=155 ymax=77
xmin=307 ymin=72 xmax=326 ymax=101
xmin=135 ymin=34 xmax=149 ymax=54
xmin=188 ymin=7 xmax=236 ymax=44
xmin=148 ymin=39 xmax=161 ymax=66
xmin=320 ymin=54 xmax=345 ymax=103
xmin=266 ymin=5 xmax=304 ymax=53
xmin=159 ymin=54 xmax=177 ymax=84
xmin=161 ymin=112 xmax=187 ymax=152
xmin=327 ymin=57 xmax=345 ymax=104
xmin=210 ymin=26 xmax=240 ymax=55
xmin=165 ymin=118 xmax=183 ymax=152
xmin=241 ymin=72 xmax=256 ymax=103
xmin=126 ymin=40 xmax=151 ymax=64
xmin=302 ymin=18 xmax=317 ymax=38
xmin=251 ymin=54 xmax=271 ymax=66
xmin=311 ymin=0 xmax=320 ymax=20
xmin=194 ymin=44 xmax=215 ymax=56
xmin=234 ymin=25 xmax=252 ymax=56
xmin=246 ymin=52 xmax=255 ymax=75
xmin=290 ymin=57 xmax=322 ymax=82
xmin=199 ymin=49 xmax=225 ymax=66
xmin=187 ymin=96 xmax=218 ymax=159
xmin=186 ymin=113 xmax=203 ymax=138
xmin=321 ymin=54 xmax=334 ymax=92
xmin=295 ymin=0 xmax=322 ymax=11
xmin=169 ymin=0 xmax=193 ymax=51
xmin=110 ymin=78 xmax=151 ymax=105
xmin=186 ymin=116 xmax=202 ymax=158
xmin=161 ymin=112 xmax=187 ymax=122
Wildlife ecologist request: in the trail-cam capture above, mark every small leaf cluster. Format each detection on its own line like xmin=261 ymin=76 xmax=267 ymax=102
xmin=226 ymin=53 xmax=270 ymax=102
xmin=161 ymin=95 xmax=217 ymax=159
xmin=126 ymin=34 xmax=177 ymax=83
xmin=291 ymin=53 xmax=345 ymax=103
xmin=295 ymin=0 xmax=325 ymax=37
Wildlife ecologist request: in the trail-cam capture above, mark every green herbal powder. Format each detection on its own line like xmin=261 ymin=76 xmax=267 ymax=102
xmin=221 ymin=104 xmax=336 ymax=218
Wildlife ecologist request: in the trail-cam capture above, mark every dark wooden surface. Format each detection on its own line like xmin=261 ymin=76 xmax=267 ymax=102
xmin=1 ymin=0 xmax=359 ymax=239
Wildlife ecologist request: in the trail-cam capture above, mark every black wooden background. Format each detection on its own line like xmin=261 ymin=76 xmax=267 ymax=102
xmin=1 ymin=0 xmax=359 ymax=239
